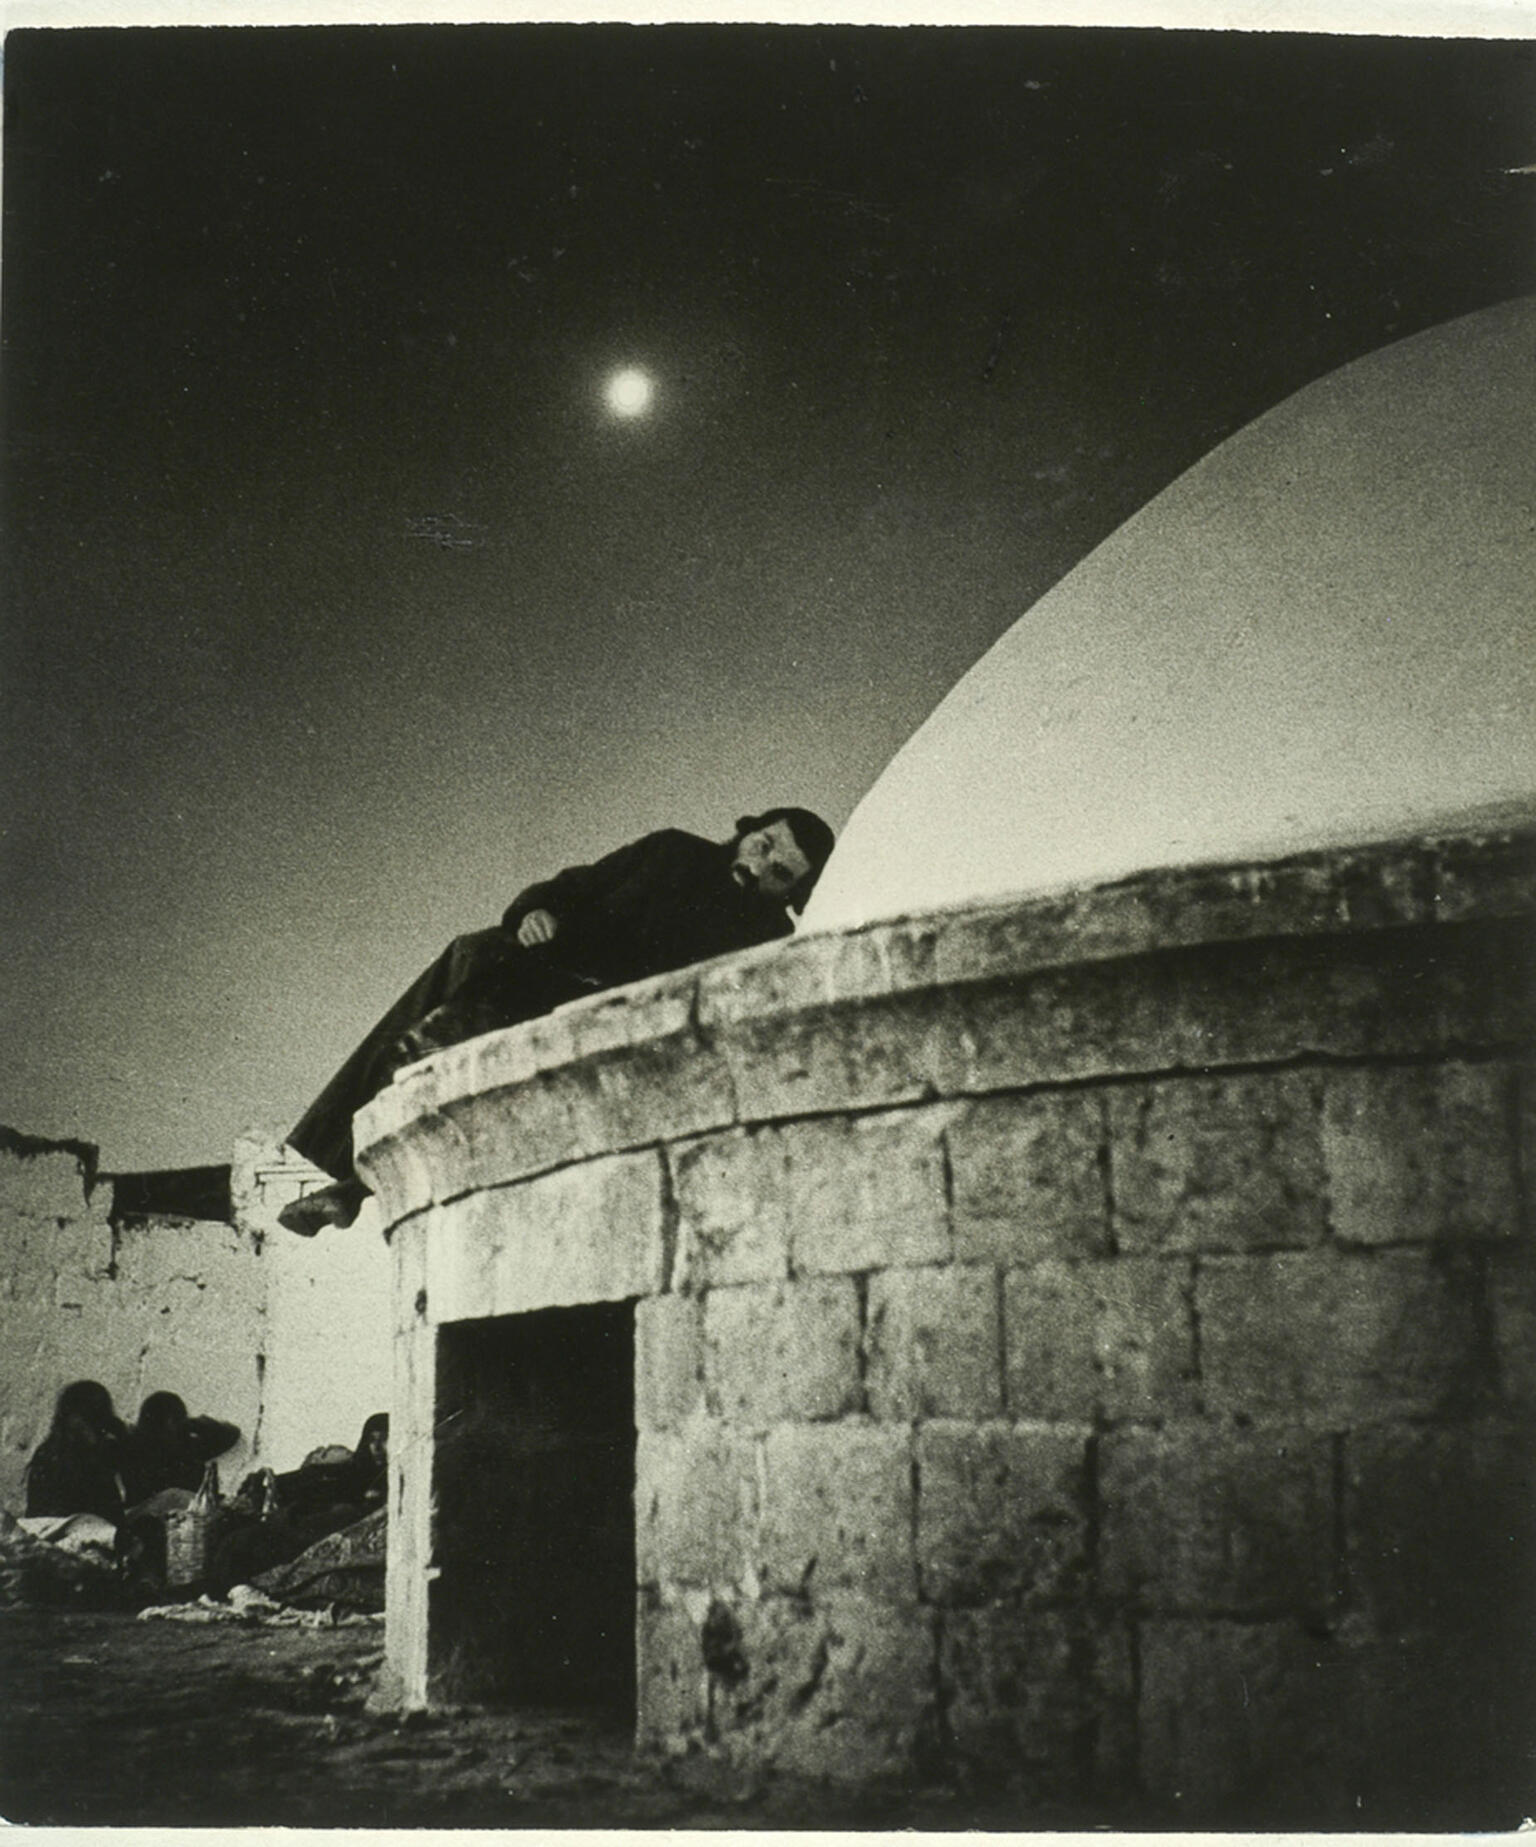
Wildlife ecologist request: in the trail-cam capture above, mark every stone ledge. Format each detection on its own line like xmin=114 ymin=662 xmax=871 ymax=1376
xmin=356 ymin=830 xmax=1534 ymax=1222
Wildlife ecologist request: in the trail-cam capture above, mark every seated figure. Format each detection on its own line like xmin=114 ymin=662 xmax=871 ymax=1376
xmin=121 ymin=1391 xmax=241 ymax=1507
xmin=209 ymin=1413 xmax=389 ymax=1595
xmin=25 ymin=1381 xmax=129 ymax=1526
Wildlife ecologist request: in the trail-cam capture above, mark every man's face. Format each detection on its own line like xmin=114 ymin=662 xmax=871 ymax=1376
xmin=731 ymin=819 xmax=812 ymax=901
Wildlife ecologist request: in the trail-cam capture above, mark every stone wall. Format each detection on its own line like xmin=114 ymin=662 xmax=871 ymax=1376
xmin=0 ymin=1129 xmax=390 ymax=1510
xmin=234 ymin=1132 xmax=394 ymax=1473
xmin=0 ymin=1129 xmax=264 ymax=1509
xmin=357 ymin=830 xmax=1534 ymax=1828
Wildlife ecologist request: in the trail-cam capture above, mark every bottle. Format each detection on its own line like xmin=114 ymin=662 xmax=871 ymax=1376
xmin=191 ymin=1458 xmax=222 ymax=1514
xmin=255 ymin=1467 xmax=280 ymax=1522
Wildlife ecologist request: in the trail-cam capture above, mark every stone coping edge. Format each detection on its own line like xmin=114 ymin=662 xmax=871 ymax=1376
xmin=354 ymin=827 xmax=1533 ymax=1177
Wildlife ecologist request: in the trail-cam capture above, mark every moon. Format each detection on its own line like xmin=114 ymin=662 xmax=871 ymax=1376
xmin=604 ymin=366 xmax=655 ymax=418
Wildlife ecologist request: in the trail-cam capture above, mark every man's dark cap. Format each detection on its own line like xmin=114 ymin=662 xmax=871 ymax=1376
xmin=735 ymin=807 xmax=837 ymax=902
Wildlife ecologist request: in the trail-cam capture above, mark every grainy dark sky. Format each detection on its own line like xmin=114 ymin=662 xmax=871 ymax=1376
xmin=2 ymin=20 xmax=1532 ymax=1169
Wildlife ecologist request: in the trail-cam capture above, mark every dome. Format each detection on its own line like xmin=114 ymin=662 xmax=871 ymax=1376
xmin=803 ymin=296 xmax=1536 ymax=932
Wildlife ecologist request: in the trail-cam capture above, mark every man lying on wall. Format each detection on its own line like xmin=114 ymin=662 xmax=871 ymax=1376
xmin=278 ymin=806 xmax=835 ymax=1236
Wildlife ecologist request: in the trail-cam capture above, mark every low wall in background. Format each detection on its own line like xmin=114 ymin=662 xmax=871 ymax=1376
xmin=232 ymin=1134 xmax=395 ymax=1476
xmin=0 ymin=1130 xmax=390 ymax=1511
xmin=359 ymin=828 xmax=1534 ymax=1830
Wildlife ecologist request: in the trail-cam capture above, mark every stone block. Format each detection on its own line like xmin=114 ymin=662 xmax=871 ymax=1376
xmin=461 ymin=1000 xmax=581 ymax=1091
xmin=1429 ymin=828 xmax=1536 ymax=925
xmin=949 ymin=922 xmax=1462 ymax=1087
xmin=945 ymin=922 xmax=1474 ymax=1094
xmin=672 ymin=1129 xmax=792 ymax=1290
xmin=1199 ymin=1249 xmax=1489 ymax=1418
xmin=1321 ymin=1061 xmax=1521 ymax=1246
xmin=916 ymin=1420 xmax=1091 ymax=1606
xmin=876 ymin=917 xmax=943 ymax=992
xmin=1004 ymin=1257 xmax=1197 ymax=1418
xmin=949 ymin=1091 xmax=1110 ymax=1263
xmin=705 ymin=923 xmax=946 ymax=1026
xmin=783 ymin=1110 xmax=953 ymax=1277
xmin=810 ymin=925 xmax=907 ymax=1006
xmin=950 ymin=959 xmax=1199 ymax=1095
xmin=369 ymin=1002 xmax=694 ymax=1205
xmin=559 ymin=974 xmax=696 ymax=1061
xmin=386 ymin=1321 xmax=437 ymax=1708
xmin=400 ymin=1013 xmax=547 ymax=1110
xmin=703 ymin=1276 xmax=862 ymax=1428
xmin=1158 ymin=925 xmax=1517 ymax=1072
xmin=1167 ymin=840 xmax=1425 ymax=938
xmin=479 ymin=1003 xmax=737 ymax=1180
xmin=680 ymin=1113 xmax=952 ymax=1288
xmin=716 ymin=987 xmax=970 ymax=1123
xmin=636 ymin=1293 xmax=705 ymax=1432
xmin=426 ymin=1151 xmax=667 ymax=1321
xmin=931 ymin=845 xmax=1430 ymax=997
xmin=1489 ymin=1248 xmax=1536 ymax=1409
xmin=1099 ymin=1423 xmax=1335 ymax=1615
xmin=697 ymin=927 xmax=863 ymax=1026
xmin=635 ymin=1591 xmax=710 ymax=1747
xmin=1419 ymin=916 xmax=1535 ymax=1049
xmin=939 ymin=1604 xmax=1135 ymax=1798
xmin=391 ymin=1214 xmax=430 ymax=1335
xmin=352 ymin=1114 xmax=442 ymax=1225
xmin=637 ymin=1425 xmax=757 ymax=1588
xmin=706 ymin=1589 xmax=940 ymax=1783
xmin=1343 ymin=1624 xmax=1536 ymax=1829
xmin=1108 ymin=1071 xmax=1327 ymax=1254
xmin=1344 ymin=1420 xmax=1536 ymax=1638
xmin=935 ymin=887 xmax=1150 ymax=988
xmin=759 ymin=1422 xmax=915 ymax=1599
xmin=577 ymin=1029 xmax=737 ymax=1153
xmin=1140 ymin=1611 xmax=1531 ymax=1828
xmin=444 ymin=1072 xmax=588 ymax=1197
xmin=1137 ymin=1617 xmax=1362 ymax=1825
xmin=865 ymin=1265 xmax=1003 ymax=1420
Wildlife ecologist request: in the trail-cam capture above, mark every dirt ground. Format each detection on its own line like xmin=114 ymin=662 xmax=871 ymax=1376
xmin=0 ymin=1608 xmax=1053 ymax=1831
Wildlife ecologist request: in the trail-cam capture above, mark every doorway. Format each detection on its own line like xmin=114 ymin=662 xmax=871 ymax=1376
xmin=431 ymin=1299 xmax=635 ymax=1713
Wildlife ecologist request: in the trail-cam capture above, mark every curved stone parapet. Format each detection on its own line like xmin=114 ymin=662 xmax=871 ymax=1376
xmin=357 ymin=826 xmax=1533 ymax=1232
xmin=357 ymin=828 xmax=1534 ymax=1826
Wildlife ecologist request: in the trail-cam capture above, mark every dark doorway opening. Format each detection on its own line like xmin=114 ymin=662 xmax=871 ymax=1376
xmin=432 ymin=1299 xmax=635 ymax=1715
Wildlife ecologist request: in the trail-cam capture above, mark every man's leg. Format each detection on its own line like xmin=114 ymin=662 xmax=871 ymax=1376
xmin=285 ymin=928 xmax=516 ymax=1185
xmin=279 ymin=933 xmax=595 ymax=1235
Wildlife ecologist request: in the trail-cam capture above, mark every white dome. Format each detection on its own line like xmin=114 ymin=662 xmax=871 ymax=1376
xmin=804 ymin=296 xmax=1536 ymax=932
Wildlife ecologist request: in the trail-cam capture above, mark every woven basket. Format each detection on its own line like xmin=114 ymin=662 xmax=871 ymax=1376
xmin=164 ymin=1505 xmax=218 ymax=1589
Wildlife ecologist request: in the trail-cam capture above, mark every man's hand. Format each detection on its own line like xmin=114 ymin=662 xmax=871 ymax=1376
xmin=516 ymin=908 xmax=558 ymax=948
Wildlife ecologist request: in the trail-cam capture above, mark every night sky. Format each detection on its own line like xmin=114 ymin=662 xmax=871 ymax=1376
xmin=3 ymin=21 xmax=1533 ymax=1171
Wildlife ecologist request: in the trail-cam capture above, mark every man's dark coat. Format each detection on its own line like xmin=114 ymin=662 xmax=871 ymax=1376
xmin=287 ymin=829 xmax=794 ymax=1181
